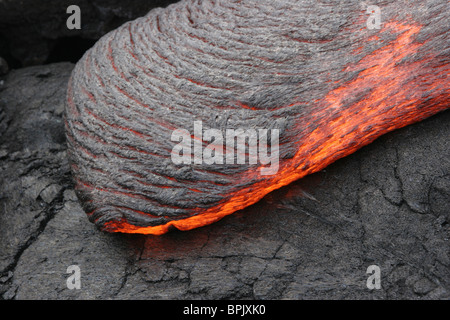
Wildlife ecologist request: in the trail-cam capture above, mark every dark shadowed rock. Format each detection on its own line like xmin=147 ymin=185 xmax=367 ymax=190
xmin=0 ymin=0 xmax=179 ymax=67
xmin=0 ymin=57 xmax=8 ymax=75
xmin=0 ymin=63 xmax=449 ymax=300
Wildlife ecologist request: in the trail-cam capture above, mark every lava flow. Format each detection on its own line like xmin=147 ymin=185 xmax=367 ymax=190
xmin=65 ymin=0 xmax=449 ymax=236
xmin=97 ymin=22 xmax=448 ymax=235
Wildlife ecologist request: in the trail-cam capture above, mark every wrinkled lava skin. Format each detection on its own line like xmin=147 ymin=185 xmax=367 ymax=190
xmin=65 ymin=0 xmax=449 ymax=234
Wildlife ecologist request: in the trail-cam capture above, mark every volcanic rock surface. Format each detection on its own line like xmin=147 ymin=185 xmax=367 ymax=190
xmin=0 ymin=63 xmax=448 ymax=299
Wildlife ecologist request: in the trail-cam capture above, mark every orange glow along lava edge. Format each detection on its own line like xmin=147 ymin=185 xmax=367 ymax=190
xmin=65 ymin=0 xmax=449 ymax=235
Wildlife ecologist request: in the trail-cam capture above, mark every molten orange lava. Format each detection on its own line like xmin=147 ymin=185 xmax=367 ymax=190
xmin=104 ymin=21 xmax=449 ymax=235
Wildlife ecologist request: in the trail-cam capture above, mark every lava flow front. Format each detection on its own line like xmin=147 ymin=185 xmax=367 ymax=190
xmin=65 ymin=0 xmax=449 ymax=236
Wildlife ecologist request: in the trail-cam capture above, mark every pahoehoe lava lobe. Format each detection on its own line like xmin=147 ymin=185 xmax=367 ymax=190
xmin=65 ymin=0 xmax=449 ymax=235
